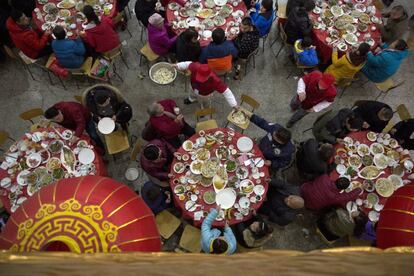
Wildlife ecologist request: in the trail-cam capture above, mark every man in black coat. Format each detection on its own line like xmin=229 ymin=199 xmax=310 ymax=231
xmin=284 ymin=1 xmax=314 ymax=44
xmin=353 ymin=100 xmax=393 ymax=133
xmin=286 ymin=0 xmax=315 ymax=17
xmin=135 ymin=0 xmax=165 ymax=27
xmin=259 ymin=179 xmax=304 ymax=226
xmin=390 ymin=119 xmax=414 ymax=150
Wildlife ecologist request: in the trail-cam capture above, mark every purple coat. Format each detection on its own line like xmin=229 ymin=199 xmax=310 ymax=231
xmin=148 ymin=23 xmax=177 ymax=56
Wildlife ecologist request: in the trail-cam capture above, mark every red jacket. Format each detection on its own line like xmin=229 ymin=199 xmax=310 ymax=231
xmin=300 ymin=174 xmax=361 ymax=210
xmin=84 ymin=16 xmax=120 ymax=53
xmin=149 ymin=99 xmax=183 ymax=139
xmin=54 ymin=102 xmax=91 ymax=137
xmin=299 ymin=71 xmax=337 ymax=110
xmin=140 ymin=139 xmax=175 ymax=181
xmin=6 ymin=17 xmax=49 ymax=59
xmin=189 ymin=62 xmax=228 ymax=96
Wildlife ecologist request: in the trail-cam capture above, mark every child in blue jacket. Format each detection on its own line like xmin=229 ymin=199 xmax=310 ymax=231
xmin=294 ymin=36 xmax=319 ymax=66
xmin=201 ymin=206 xmax=237 ymax=255
xmin=250 ymin=0 xmax=274 ymax=37
xmin=51 ymin=25 xmax=85 ymax=68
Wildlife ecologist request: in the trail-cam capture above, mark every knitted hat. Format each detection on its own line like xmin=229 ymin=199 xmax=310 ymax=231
xmin=148 ymin=13 xmax=164 ymax=27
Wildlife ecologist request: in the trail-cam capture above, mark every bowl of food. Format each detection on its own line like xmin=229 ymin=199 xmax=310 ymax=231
xmin=149 ymin=62 xmax=177 ymax=85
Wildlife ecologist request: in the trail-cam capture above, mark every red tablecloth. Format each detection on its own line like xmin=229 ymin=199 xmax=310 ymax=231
xmin=170 ymin=128 xmax=269 ymax=227
xmin=330 ymin=131 xmax=412 ymax=218
xmin=309 ymin=1 xmax=382 ymax=64
xmin=0 ymin=126 xmax=107 ymax=213
xmin=33 ymin=0 xmax=117 ymax=39
xmin=166 ymin=1 xmax=247 ymax=47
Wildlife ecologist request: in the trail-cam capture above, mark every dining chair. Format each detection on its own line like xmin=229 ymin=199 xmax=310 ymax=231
xmin=178 ymin=224 xmax=201 ymax=253
xmin=0 ymin=131 xmax=16 ymax=152
xmin=195 ymin=108 xmax=218 ymax=132
xmin=237 ymin=47 xmax=259 ymax=80
xmin=74 ymin=95 xmax=83 ymax=103
xmin=19 ymin=108 xmax=44 ymax=124
xmin=396 ymin=104 xmax=411 ymax=121
xmin=138 ymin=43 xmax=160 ymax=70
xmin=155 ymin=210 xmax=182 ymax=240
xmin=273 ymin=23 xmax=293 ymax=58
xmin=112 ymin=11 xmax=132 ymax=38
xmin=240 ymin=94 xmax=260 ymax=112
xmin=374 ymin=78 xmax=405 ymax=100
xmin=130 ymin=138 xmax=143 ymax=162
xmin=104 ymin=130 xmax=130 ymax=158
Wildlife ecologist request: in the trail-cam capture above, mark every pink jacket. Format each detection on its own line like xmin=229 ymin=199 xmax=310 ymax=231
xmin=148 ymin=23 xmax=177 ymax=56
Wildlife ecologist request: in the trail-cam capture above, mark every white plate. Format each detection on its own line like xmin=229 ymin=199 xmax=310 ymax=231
xmin=253 ymin=157 xmax=264 ymax=168
xmin=238 ymin=197 xmax=250 ymax=209
xmin=346 ymin=201 xmax=358 ymax=213
xmin=215 ymin=188 xmax=236 ymax=209
xmin=202 ymin=30 xmax=212 ymax=38
xmin=368 ymin=210 xmax=379 ymax=222
xmin=185 ymin=200 xmax=197 ymax=212
xmin=253 ymin=184 xmax=265 ymax=196
xmin=336 ymin=164 xmax=346 ymax=175
xmin=0 ymin=177 xmax=11 ymax=188
xmin=5 ymin=151 xmax=18 ymax=164
xmin=62 ymin=129 xmax=73 ymax=140
xmin=31 ymin=132 xmax=43 ymax=142
xmin=78 ymin=148 xmax=95 ymax=165
xmin=17 ymin=196 xmax=27 ymax=205
xmin=98 ymin=117 xmax=115 ymax=134
xmin=26 ymin=152 xmax=42 ymax=168
xmin=17 ymin=170 xmax=30 ymax=186
xmin=237 ymin=137 xmax=253 ymax=152
xmin=186 ymin=17 xmax=199 ymax=27
xmin=214 ymin=0 xmax=227 ymax=6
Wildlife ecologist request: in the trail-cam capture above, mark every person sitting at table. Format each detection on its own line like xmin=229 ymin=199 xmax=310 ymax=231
xmin=380 ymin=5 xmax=409 ymax=44
xmin=250 ymin=0 xmax=274 ymax=38
xmin=199 ymin=28 xmax=238 ymax=71
xmin=286 ymin=71 xmax=337 ymax=128
xmin=301 ymin=175 xmax=362 ymax=211
xmin=390 ymin=119 xmax=414 ymax=150
xmin=175 ymin=27 xmax=201 ymax=62
xmin=44 ymin=102 xmax=105 ymax=151
xmin=140 ymin=181 xmax=172 ymax=214
xmin=296 ymin=139 xmax=336 ymax=180
xmin=259 ymin=178 xmax=304 ymax=226
xmin=141 ymin=138 xmax=175 ymax=183
xmin=174 ymin=61 xmax=238 ymax=108
xmin=51 ymin=26 xmax=86 ymax=69
xmin=85 ymin=85 xmax=132 ymax=131
xmin=284 ymin=1 xmax=314 ymax=45
xmin=6 ymin=9 xmax=52 ymax=59
xmin=147 ymin=13 xmax=177 ymax=56
xmin=80 ymin=5 xmax=120 ymax=55
xmin=361 ymin=39 xmax=409 ymax=84
xmin=312 ymin=108 xmax=364 ymax=144
xmin=233 ymin=17 xmax=260 ymax=80
xmin=147 ymin=99 xmax=195 ymax=148
xmin=246 ymin=112 xmax=294 ymax=172
xmin=285 ymin=0 xmax=313 ymax=17
xmin=232 ymin=211 xmax=273 ymax=249
xmin=201 ymin=206 xmax=237 ymax=255
xmin=294 ymin=36 xmax=318 ymax=67
xmin=135 ymin=0 xmax=160 ymax=27
xmin=325 ymin=43 xmax=370 ymax=86
xmin=353 ymin=100 xmax=393 ymax=133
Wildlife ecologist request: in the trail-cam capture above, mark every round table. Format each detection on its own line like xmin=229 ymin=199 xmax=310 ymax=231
xmin=33 ymin=0 xmax=117 ymax=39
xmin=170 ymin=128 xmax=269 ymax=227
xmin=330 ymin=131 xmax=413 ymax=222
xmin=309 ymin=0 xmax=382 ymax=64
xmin=166 ymin=0 xmax=247 ymax=47
xmin=0 ymin=126 xmax=107 ymax=214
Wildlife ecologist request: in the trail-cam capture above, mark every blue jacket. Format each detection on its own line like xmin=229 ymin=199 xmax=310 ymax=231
xmin=250 ymin=3 xmax=274 ymax=37
xmin=199 ymin=40 xmax=238 ymax=64
xmin=201 ymin=209 xmax=237 ymax=255
xmin=361 ymin=43 xmax=409 ymax=83
xmin=294 ymin=39 xmax=318 ymax=67
xmin=140 ymin=181 xmax=171 ymax=215
xmin=250 ymin=114 xmax=294 ymax=170
xmin=52 ymin=38 xmax=85 ymax=69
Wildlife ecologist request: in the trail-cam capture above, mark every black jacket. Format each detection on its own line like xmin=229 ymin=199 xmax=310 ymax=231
xmin=175 ymin=32 xmax=201 ymax=62
xmin=234 ymin=26 xmax=260 ymax=59
xmin=354 ymin=100 xmax=392 ymax=133
xmin=135 ymin=0 xmax=157 ymax=27
xmin=313 ymin=109 xmax=355 ymax=144
xmin=85 ymin=86 xmax=132 ymax=124
xmin=286 ymin=0 xmax=305 ymax=17
xmin=284 ymin=7 xmax=312 ymax=44
xmin=11 ymin=0 xmax=35 ymax=17
xmin=296 ymin=139 xmax=335 ymax=179
xmin=232 ymin=214 xmax=271 ymax=248
xmin=391 ymin=119 xmax=414 ymax=150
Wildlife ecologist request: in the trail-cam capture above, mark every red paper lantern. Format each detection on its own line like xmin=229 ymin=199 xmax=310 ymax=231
xmin=377 ymin=183 xmax=414 ymax=249
xmin=0 ymin=176 xmax=161 ymax=253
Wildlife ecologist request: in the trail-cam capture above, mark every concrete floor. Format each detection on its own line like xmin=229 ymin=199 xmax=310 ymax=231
xmin=0 ymin=0 xmax=413 ymax=252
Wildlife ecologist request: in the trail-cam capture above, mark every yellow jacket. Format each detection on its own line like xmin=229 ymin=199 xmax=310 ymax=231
xmin=324 ymin=51 xmax=365 ymax=84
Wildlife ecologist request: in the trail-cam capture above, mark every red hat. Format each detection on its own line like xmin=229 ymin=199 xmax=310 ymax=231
xmin=195 ymin=64 xmax=213 ymax=83
xmin=318 ymin=73 xmax=335 ymax=90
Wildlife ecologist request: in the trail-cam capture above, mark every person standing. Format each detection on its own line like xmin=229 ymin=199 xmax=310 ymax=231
xmin=284 ymin=1 xmax=314 ymax=45
xmin=286 ymin=71 xmax=337 ymax=128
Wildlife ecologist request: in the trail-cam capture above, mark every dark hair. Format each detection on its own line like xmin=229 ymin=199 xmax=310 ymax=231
xmin=145 ymin=185 xmax=161 ymax=201
xmin=252 ymin=221 xmax=273 ymax=239
xmin=335 ymin=177 xmax=350 ymax=190
xmin=380 ymin=107 xmax=393 ymax=121
xmin=304 ymin=0 xmax=315 ymax=12
xmin=53 ymin=25 xmax=66 ymax=40
xmin=10 ymin=9 xmax=23 ymax=22
xmin=143 ymin=145 xmax=160 ymax=161
xmin=212 ymin=28 xmax=225 ymax=44
xmin=353 ymin=213 xmax=369 ymax=237
xmin=357 ymin=43 xmax=370 ymax=56
xmin=319 ymin=144 xmax=334 ymax=161
xmin=83 ymin=5 xmax=100 ymax=25
xmin=274 ymin=127 xmax=291 ymax=145
xmin=94 ymin=93 xmax=109 ymax=105
xmin=211 ymin=238 xmax=228 ymax=254
xmin=261 ymin=0 xmax=273 ymax=11
xmin=183 ymin=27 xmax=199 ymax=45
xmin=301 ymin=36 xmax=313 ymax=48
xmin=44 ymin=107 xmax=59 ymax=119
xmin=241 ymin=17 xmax=253 ymax=26
xmin=350 ymin=42 xmax=370 ymax=66
xmin=395 ymin=39 xmax=408 ymax=51
xmin=347 ymin=115 xmax=364 ymax=130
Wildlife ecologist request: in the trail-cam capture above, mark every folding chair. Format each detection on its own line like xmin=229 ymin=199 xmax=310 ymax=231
xmin=103 ymin=45 xmax=129 ymax=82
xmin=74 ymin=95 xmax=83 ymax=103
xmin=178 ymin=224 xmax=201 ymax=253
xmin=237 ymin=48 xmax=259 ymax=80
xmin=396 ymin=104 xmax=411 ymax=121
xmin=374 ymin=78 xmax=405 ymax=100
xmin=155 ymin=210 xmax=181 ymax=240
xmin=0 ymin=131 xmax=16 ymax=152
xmin=273 ymin=24 xmax=293 ymax=58
xmin=195 ymin=108 xmax=218 ymax=132
xmin=19 ymin=108 xmax=44 ymax=124
xmin=112 ymin=11 xmax=132 ymax=38
xmin=130 ymin=138 xmax=143 ymax=162
xmin=104 ymin=130 xmax=130 ymax=159
xmin=138 ymin=43 xmax=160 ymax=69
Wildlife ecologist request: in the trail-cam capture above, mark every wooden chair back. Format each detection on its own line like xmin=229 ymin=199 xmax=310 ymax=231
xmin=155 ymin=210 xmax=181 ymax=239
xmin=179 ymin=225 xmax=201 ymax=253
xmin=195 ymin=108 xmax=216 ymax=122
xmin=207 ymin=55 xmax=233 ymax=73
xmin=396 ymin=104 xmax=411 ymax=121
xmin=103 ymin=45 xmax=122 ymax=61
xmin=130 ymin=139 xmax=143 ymax=162
xmin=0 ymin=131 xmax=11 ymax=149
xmin=279 ymin=24 xmax=289 ymax=45
xmin=240 ymin=94 xmax=260 ymax=111
xmin=140 ymin=43 xmax=159 ymax=61
xmin=19 ymin=108 xmax=44 ymax=124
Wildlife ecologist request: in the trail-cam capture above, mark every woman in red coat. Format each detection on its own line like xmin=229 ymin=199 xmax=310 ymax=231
xmin=80 ymin=5 xmax=120 ymax=54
